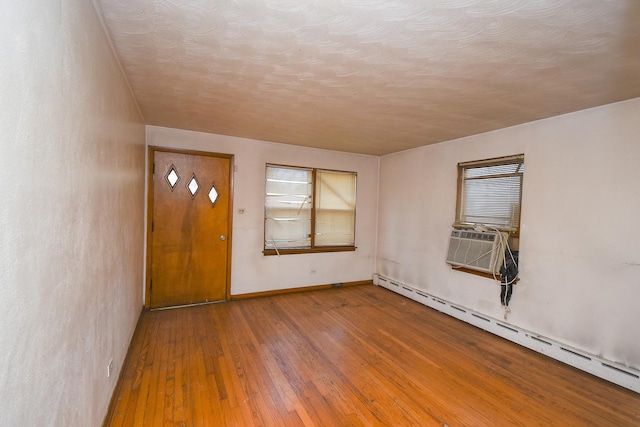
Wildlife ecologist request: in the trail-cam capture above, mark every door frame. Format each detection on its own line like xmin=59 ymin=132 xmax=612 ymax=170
xmin=145 ymin=146 xmax=234 ymax=308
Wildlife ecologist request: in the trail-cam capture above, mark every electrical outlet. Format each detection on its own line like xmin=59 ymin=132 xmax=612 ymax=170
xmin=107 ymin=359 xmax=113 ymax=378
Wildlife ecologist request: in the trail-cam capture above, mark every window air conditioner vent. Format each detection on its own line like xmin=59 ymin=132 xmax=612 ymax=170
xmin=446 ymin=229 xmax=507 ymax=274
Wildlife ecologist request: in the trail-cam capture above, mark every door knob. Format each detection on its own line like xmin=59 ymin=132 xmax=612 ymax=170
xmin=220 ymin=235 xmax=226 ymax=241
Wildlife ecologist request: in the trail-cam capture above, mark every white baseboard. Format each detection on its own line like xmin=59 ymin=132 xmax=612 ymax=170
xmin=373 ymin=274 xmax=640 ymax=394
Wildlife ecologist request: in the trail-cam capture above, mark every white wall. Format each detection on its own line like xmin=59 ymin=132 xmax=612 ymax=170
xmin=147 ymin=126 xmax=379 ymax=296
xmin=377 ymin=97 xmax=640 ymax=371
xmin=0 ymin=1 xmax=145 ymax=425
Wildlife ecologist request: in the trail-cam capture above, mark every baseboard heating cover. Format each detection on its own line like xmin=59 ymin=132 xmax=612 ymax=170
xmin=373 ymin=274 xmax=640 ymax=394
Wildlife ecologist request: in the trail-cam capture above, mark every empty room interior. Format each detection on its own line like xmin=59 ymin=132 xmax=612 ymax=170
xmin=2 ymin=0 xmax=640 ymax=425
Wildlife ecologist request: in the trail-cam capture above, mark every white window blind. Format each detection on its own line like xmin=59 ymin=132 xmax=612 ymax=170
xmin=456 ymin=155 xmax=524 ymax=233
xmin=315 ymin=170 xmax=356 ymax=247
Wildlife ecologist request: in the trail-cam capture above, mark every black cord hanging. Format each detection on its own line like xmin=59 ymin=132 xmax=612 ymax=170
xmin=500 ymin=251 xmax=518 ymax=306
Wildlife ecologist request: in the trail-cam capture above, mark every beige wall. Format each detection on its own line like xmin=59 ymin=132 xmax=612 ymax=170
xmin=147 ymin=126 xmax=379 ymax=296
xmin=0 ymin=1 xmax=145 ymax=425
xmin=377 ymin=97 xmax=640 ymax=371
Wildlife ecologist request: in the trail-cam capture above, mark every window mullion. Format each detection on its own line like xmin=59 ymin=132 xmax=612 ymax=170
xmin=310 ymin=168 xmax=317 ymax=249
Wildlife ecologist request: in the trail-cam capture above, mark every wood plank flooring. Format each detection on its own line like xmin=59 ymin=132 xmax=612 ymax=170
xmin=105 ymin=285 xmax=640 ymax=426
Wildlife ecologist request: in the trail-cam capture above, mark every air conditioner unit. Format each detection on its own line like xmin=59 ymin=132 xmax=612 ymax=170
xmin=446 ymin=229 xmax=507 ymax=274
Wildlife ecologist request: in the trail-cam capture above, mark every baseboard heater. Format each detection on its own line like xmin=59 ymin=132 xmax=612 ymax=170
xmin=373 ymin=274 xmax=640 ymax=394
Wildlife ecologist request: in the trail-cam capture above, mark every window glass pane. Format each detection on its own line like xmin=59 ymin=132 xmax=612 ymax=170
xmin=315 ymin=170 xmax=356 ymax=246
xmin=462 ymin=176 xmax=521 ymax=229
xmin=265 ymin=166 xmax=312 ymax=249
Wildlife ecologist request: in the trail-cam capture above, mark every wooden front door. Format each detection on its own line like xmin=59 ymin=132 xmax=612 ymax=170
xmin=148 ymin=148 xmax=232 ymax=309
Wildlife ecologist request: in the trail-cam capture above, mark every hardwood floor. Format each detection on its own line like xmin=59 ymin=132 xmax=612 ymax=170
xmin=105 ymin=285 xmax=640 ymax=426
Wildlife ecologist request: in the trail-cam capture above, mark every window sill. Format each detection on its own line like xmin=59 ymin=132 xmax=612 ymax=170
xmin=263 ymin=246 xmax=356 ymax=256
xmin=451 ymin=266 xmax=502 ymax=280
xmin=450 ymin=266 xmax=519 ymax=284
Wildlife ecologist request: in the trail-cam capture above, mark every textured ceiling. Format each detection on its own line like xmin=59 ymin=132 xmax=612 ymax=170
xmin=93 ymin=0 xmax=640 ymax=155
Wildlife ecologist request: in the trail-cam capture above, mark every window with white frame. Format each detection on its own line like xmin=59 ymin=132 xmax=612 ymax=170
xmin=455 ymin=154 xmax=524 ymax=235
xmin=264 ymin=164 xmax=356 ymax=255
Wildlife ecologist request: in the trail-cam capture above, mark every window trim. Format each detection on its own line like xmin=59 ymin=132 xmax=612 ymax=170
xmin=454 ymin=154 xmax=524 ymax=237
xmin=264 ymin=164 xmax=357 ymax=256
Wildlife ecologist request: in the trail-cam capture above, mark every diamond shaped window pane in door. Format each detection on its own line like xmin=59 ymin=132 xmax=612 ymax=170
xmin=165 ymin=165 xmax=180 ymax=191
xmin=208 ymin=185 xmax=218 ymax=206
xmin=187 ymin=174 xmax=199 ymax=198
